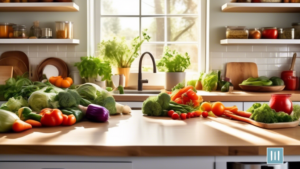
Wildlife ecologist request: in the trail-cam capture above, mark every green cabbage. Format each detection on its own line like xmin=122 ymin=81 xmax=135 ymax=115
xmin=0 ymin=96 xmax=28 ymax=113
xmin=76 ymin=83 xmax=106 ymax=101
xmin=0 ymin=109 xmax=19 ymax=132
xmin=201 ymin=72 xmax=218 ymax=92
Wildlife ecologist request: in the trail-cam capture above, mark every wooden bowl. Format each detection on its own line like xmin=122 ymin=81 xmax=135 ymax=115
xmin=0 ymin=51 xmax=29 ymax=71
xmin=0 ymin=57 xmax=28 ymax=77
xmin=35 ymin=57 xmax=69 ymax=81
xmin=239 ymin=84 xmax=285 ymax=92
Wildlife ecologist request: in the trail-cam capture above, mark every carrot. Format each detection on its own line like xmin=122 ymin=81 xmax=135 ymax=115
xmin=25 ymin=119 xmax=42 ymax=127
xmin=12 ymin=120 xmax=32 ymax=132
xmin=223 ymin=110 xmax=252 ymax=124
xmin=224 ymin=106 xmax=238 ymax=114
xmin=233 ymin=111 xmax=252 ymax=118
xmin=171 ymin=86 xmax=195 ymax=101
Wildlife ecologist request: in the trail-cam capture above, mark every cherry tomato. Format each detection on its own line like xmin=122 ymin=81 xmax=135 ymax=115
xmin=202 ymin=111 xmax=208 ymax=118
xmin=168 ymin=110 xmax=175 ymax=117
xmin=186 ymin=113 xmax=190 ymax=119
xmin=262 ymin=28 xmax=278 ymax=39
xmin=190 ymin=112 xmax=195 ymax=118
xmin=201 ymin=102 xmax=212 ymax=112
xmin=172 ymin=113 xmax=179 ymax=120
xmin=187 ymin=112 xmax=194 ymax=118
xmin=174 ymin=98 xmax=183 ymax=104
xmin=186 ymin=89 xmax=198 ymax=100
xmin=193 ymin=111 xmax=202 ymax=117
xmin=182 ymin=94 xmax=191 ymax=104
xmin=211 ymin=102 xmax=225 ymax=116
xmin=180 ymin=113 xmax=187 ymax=120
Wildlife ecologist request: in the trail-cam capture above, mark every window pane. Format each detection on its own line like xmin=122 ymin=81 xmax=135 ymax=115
xmin=101 ymin=0 xmax=139 ymax=15
xmin=142 ymin=0 xmax=165 ymax=15
xmin=142 ymin=17 xmax=165 ymax=42
xmin=101 ymin=17 xmax=139 ymax=41
xmin=167 ymin=44 xmax=198 ymax=72
xmin=167 ymin=17 xmax=198 ymax=42
xmin=167 ymin=0 xmax=198 ymax=14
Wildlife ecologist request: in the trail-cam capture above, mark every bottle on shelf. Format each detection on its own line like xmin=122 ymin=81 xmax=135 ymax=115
xmin=29 ymin=21 xmax=42 ymax=39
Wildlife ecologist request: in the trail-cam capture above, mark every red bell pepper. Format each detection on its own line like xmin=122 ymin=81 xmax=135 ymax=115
xmin=40 ymin=108 xmax=63 ymax=126
xmin=62 ymin=114 xmax=76 ymax=126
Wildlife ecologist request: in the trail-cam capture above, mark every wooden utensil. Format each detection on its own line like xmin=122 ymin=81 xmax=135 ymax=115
xmin=35 ymin=57 xmax=69 ymax=81
xmin=239 ymin=85 xmax=285 ymax=92
xmin=281 ymin=53 xmax=297 ymax=78
xmin=225 ymin=62 xmax=258 ymax=90
xmin=0 ymin=57 xmax=28 ymax=77
xmin=0 ymin=66 xmax=13 ymax=85
xmin=0 ymin=51 xmax=29 ymax=71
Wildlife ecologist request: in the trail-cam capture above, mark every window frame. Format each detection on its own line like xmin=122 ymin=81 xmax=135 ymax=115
xmin=89 ymin=0 xmax=207 ymax=73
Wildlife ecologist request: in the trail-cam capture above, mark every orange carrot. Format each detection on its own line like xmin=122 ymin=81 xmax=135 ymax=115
xmin=234 ymin=111 xmax=252 ymax=118
xmin=223 ymin=110 xmax=252 ymax=124
xmin=25 ymin=119 xmax=42 ymax=127
xmin=171 ymin=86 xmax=194 ymax=101
xmin=224 ymin=106 xmax=238 ymax=114
xmin=12 ymin=120 xmax=32 ymax=132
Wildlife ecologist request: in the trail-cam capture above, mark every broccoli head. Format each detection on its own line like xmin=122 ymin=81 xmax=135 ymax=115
xmin=250 ymin=103 xmax=277 ymax=123
xmin=142 ymin=96 xmax=162 ymax=116
xmin=93 ymin=90 xmax=117 ymax=115
xmin=247 ymin=103 xmax=261 ymax=113
xmin=157 ymin=93 xmax=171 ymax=110
xmin=276 ymin=112 xmax=292 ymax=122
xmin=57 ymin=90 xmax=81 ymax=109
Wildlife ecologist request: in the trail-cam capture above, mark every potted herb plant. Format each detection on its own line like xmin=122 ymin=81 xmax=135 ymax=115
xmin=74 ymin=56 xmax=112 ymax=87
xmin=157 ymin=47 xmax=191 ymax=91
xmin=98 ymin=31 xmax=150 ymax=87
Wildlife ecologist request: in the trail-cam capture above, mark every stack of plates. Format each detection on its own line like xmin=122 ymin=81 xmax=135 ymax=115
xmin=0 ymin=51 xmax=29 ymax=77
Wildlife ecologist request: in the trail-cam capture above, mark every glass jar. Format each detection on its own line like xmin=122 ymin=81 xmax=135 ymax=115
xmin=13 ymin=25 xmax=27 ymax=39
xmin=269 ymin=94 xmax=293 ymax=115
xmin=55 ymin=21 xmax=73 ymax=39
xmin=226 ymin=26 xmax=248 ymax=39
xmin=278 ymin=28 xmax=295 ymax=39
xmin=248 ymin=28 xmax=261 ymax=39
xmin=41 ymin=28 xmax=52 ymax=38
xmin=292 ymin=23 xmax=300 ymax=39
xmin=29 ymin=21 xmax=42 ymax=38
xmin=0 ymin=23 xmax=15 ymax=38
xmin=261 ymin=0 xmax=281 ymax=2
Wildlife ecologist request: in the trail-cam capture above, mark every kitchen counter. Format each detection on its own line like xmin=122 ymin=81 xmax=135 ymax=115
xmin=1 ymin=111 xmax=300 ymax=157
xmin=114 ymin=90 xmax=300 ymax=102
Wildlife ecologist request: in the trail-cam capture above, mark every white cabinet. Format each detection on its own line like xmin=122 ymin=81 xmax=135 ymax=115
xmin=0 ymin=162 xmax=132 ymax=169
xmin=118 ymin=102 xmax=143 ymax=109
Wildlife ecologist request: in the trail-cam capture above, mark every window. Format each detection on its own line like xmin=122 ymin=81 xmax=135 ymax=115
xmin=93 ymin=0 xmax=204 ymax=73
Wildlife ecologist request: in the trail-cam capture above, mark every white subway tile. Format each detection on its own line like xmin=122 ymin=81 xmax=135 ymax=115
xmin=210 ymin=58 xmax=225 ymax=70
xmin=288 ymin=45 xmax=300 ymax=52
xmin=57 ymin=52 xmax=66 ymax=58
xmin=267 ymin=71 xmax=281 ymax=78
xmin=267 ymin=64 xmax=289 ymax=71
xmin=15 ymin=45 xmax=28 ymax=53
xmin=288 ymin=52 xmax=300 ymax=57
xmin=27 ymin=52 xmax=38 ymax=58
xmin=66 ymin=52 xmax=76 ymax=58
xmin=258 ymin=70 xmax=268 ymax=77
xmin=262 ymin=52 xmax=288 ymax=58
xmin=238 ymin=58 xmax=256 ymax=62
xmin=225 ymin=58 xmax=240 ymax=63
xmin=253 ymin=45 xmax=267 ymax=52
xmin=256 ymin=58 xmax=268 ymax=64
xmin=227 ymin=45 xmax=238 ymax=52
xmin=58 ymin=45 xmax=67 ymax=52
xmin=67 ymin=45 xmax=76 ymax=52
xmin=257 ymin=65 xmax=268 ymax=70
xmin=246 ymin=52 xmax=262 ymax=58
xmin=29 ymin=45 xmax=38 ymax=52
xmin=38 ymin=45 xmax=48 ymax=52
xmin=48 ymin=45 xmax=58 ymax=52
xmin=223 ymin=52 xmax=246 ymax=58
xmin=267 ymin=45 xmax=288 ymax=52
xmin=28 ymin=57 xmax=44 ymax=66
xmin=38 ymin=52 xmax=57 ymax=58
xmin=76 ymin=52 xmax=87 ymax=58
xmin=275 ymin=58 xmax=289 ymax=64
xmin=238 ymin=45 xmax=253 ymax=52
xmin=0 ymin=45 xmax=15 ymax=51
xmin=210 ymin=52 xmax=223 ymax=58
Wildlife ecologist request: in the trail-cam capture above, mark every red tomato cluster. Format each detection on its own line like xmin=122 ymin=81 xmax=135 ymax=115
xmin=173 ymin=89 xmax=200 ymax=107
xmin=168 ymin=110 xmax=202 ymax=120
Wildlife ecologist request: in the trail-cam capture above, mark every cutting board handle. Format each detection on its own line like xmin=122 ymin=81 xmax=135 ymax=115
xmin=289 ymin=53 xmax=297 ymax=71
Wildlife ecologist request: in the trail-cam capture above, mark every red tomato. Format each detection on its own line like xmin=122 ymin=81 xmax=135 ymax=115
xmin=190 ymin=112 xmax=195 ymax=118
xmin=168 ymin=110 xmax=175 ymax=117
xmin=202 ymin=111 xmax=208 ymax=118
xmin=174 ymin=98 xmax=183 ymax=104
xmin=182 ymin=94 xmax=191 ymax=104
xmin=180 ymin=113 xmax=187 ymax=120
xmin=187 ymin=112 xmax=194 ymax=118
xmin=172 ymin=113 xmax=179 ymax=120
xmin=262 ymin=28 xmax=278 ymax=39
xmin=193 ymin=111 xmax=202 ymax=117
xmin=269 ymin=94 xmax=293 ymax=115
xmin=186 ymin=89 xmax=198 ymax=100
xmin=192 ymin=100 xmax=201 ymax=107
xmin=211 ymin=102 xmax=225 ymax=116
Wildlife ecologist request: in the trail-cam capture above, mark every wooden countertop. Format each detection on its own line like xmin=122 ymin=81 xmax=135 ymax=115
xmin=1 ymin=111 xmax=300 ymax=156
xmin=114 ymin=90 xmax=300 ymax=102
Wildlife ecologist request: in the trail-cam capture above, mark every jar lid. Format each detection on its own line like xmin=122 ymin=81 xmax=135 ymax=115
xmin=13 ymin=25 xmax=26 ymax=29
xmin=55 ymin=21 xmax=73 ymax=23
xmin=226 ymin=26 xmax=246 ymax=30
xmin=261 ymin=27 xmax=277 ymax=30
xmin=248 ymin=28 xmax=260 ymax=31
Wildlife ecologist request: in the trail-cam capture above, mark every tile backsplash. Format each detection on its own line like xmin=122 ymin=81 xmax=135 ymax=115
xmin=210 ymin=44 xmax=300 ymax=78
xmin=0 ymin=44 xmax=86 ymax=72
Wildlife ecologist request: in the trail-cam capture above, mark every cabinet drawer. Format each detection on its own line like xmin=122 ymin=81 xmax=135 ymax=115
xmin=0 ymin=162 xmax=132 ymax=169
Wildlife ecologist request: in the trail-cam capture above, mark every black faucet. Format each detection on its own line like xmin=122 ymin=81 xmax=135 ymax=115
xmin=138 ymin=52 xmax=157 ymax=91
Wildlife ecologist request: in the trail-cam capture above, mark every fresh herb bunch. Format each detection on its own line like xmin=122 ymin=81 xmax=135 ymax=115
xmin=74 ymin=56 xmax=112 ymax=81
xmin=98 ymin=31 xmax=150 ymax=68
xmin=156 ymin=47 xmax=191 ymax=72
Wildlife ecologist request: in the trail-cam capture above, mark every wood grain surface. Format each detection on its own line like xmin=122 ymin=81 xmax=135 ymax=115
xmin=1 ymin=111 xmax=300 ymax=156
xmin=0 ymin=66 xmax=13 ymax=85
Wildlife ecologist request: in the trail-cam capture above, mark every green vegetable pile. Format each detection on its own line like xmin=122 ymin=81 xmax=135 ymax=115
xmin=201 ymin=71 xmax=218 ymax=92
xmin=99 ymin=31 xmax=150 ymax=68
xmin=142 ymin=92 xmax=196 ymax=117
xmin=241 ymin=76 xmax=284 ymax=86
xmin=247 ymin=103 xmax=300 ymax=123
xmin=156 ymin=47 xmax=191 ymax=72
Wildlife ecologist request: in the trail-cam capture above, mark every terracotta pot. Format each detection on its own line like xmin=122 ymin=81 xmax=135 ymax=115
xmin=116 ymin=68 xmax=130 ymax=87
xmin=165 ymin=72 xmax=186 ymax=91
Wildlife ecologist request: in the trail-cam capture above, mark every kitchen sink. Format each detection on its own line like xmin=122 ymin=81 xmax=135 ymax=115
xmin=113 ymin=90 xmax=161 ymax=95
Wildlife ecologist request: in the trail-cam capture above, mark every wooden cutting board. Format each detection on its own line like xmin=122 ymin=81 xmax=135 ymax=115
xmin=0 ymin=66 xmax=13 ymax=85
xmin=225 ymin=62 xmax=258 ymax=90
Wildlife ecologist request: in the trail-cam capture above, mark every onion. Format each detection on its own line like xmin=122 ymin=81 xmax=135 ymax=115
xmin=85 ymin=104 xmax=109 ymax=122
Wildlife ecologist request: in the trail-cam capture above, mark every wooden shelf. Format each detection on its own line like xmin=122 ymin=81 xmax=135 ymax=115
xmin=0 ymin=39 xmax=80 ymax=44
xmin=221 ymin=39 xmax=300 ymax=45
xmin=0 ymin=2 xmax=79 ymax=12
xmin=222 ymin=3 xmax=300 ymax=13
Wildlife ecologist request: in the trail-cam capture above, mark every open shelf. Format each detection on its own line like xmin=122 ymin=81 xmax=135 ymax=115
xmin=0 ymin=39 xmax=80 ymax=45
xmin=222 ymin=3 xmax=300 ymax=13
xmin=221 ymin=39 xmax=300 ymax=45
xmin=0 ymin=2 xmax=79 ymax=12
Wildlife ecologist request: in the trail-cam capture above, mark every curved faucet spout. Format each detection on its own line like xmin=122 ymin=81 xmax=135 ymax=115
xmin=138 ymin=52 xmax=157 ymax=91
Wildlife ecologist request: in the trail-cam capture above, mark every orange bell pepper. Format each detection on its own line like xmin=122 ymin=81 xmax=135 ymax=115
xmin=62 ymin=114 xmax=76 ymax=126
xmin=40 ymin=108 xmax=63 ymax=126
